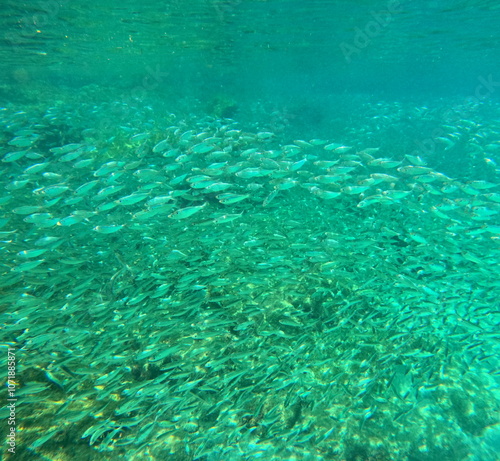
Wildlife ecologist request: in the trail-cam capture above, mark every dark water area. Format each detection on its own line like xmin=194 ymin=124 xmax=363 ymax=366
xmin=2 ymin=0 xmax=500 ymax=96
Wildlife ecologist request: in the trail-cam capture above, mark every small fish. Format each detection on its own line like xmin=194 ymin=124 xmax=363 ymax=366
xmin=168 ymin=204 xmax=206 ymax=219
xmin=357 ymin=195 xmax=394 ymax=208
xmin=30 ymin=429 xmax=62 ymax=449
xmin=236 ymin=168 xmax=272 ymax=179
xmin=370 ymin=173 xmax=398 ymax=182
xmin=324 ymin=142 xmax=344 ymax=151
xmin=24 ymin=162 xmax=49 ymax=174
xmin=217 ymin=193 xmax=250 ymax=204
xmin=115 ymin=193 xmax=149 ymax=206
xmin=289 ymin=159 xmax=307 ymax=171
xmin=263 ymin=190 xmax=279 ymax=207
xmin=96 ymin=185 xmax=125 ymax=198
xmin=405 ymin=154 xmax=427 ymax=166
xmin=24 ymin=213 xmax=53 ymax=224
xmin=59 ymin=149 xmax=84 ymax=162
xmin=18 ymin=249 xmax=48 ymax=258
xmin=57 ymin=215 xmax=85 ymax=226
xmin=383 ymin=190 xmax=412 ymax=199
xmin=73 ymin=158 xmax=94 ymax=169
xmin=368 ymin=158 xmax=401 ymax=168
xmin=341 ymin=185 xmax=370 ymax=195
xmin=130 ymin=132 xmax=149 ymax=142
xmin=152 ymin=138 xmax=170 ymax=153
xmin=8 ymin=136 xmax=36 ymax=147
xmin=132 ymin=207 xmax=171 ymax=220
xmin=12 ymin=260 xmax=45 ymax=272
xmin=483 ymin=193 xmax=500 ymax=203
xmin=12 ymin=205 xmax=43 ymax=215
xmin=190 ymin=142 xmax=215 ymax=154
xmin=202 ymin=182 xmax=233 ymax=193
xmin=408 ymin=233 xmax=428 ymax=244
xmin=3 ymin=150 xmax=28 ymax=162
xmin=94 ymin=161 xmax=124 ymax=177
xmin=75 ymin=180 xmax=100 ymax=196
xmin=34 ymin=185 xmax=70 ymax=197
xmin=397 ymin=165 xmax=432 ymax=175
xmin=93 ymin=225 xmax=124 ymax=234
xmin=311 ymin=188 xmax=341 ymax=200
xmin=34 ymin=236 xmax=61 ymax=247
xmin=274 ymin=179 xmax=298 ymax=190
xmin=467 ymin=180 xmax=497 ymax=190
xmin=50 ymin=143 xmax=83 ymax=155
xmin=212 ymin=213 xmax=243 ymax=224
xmin=313 ymin=175 xmax=342 ymax=184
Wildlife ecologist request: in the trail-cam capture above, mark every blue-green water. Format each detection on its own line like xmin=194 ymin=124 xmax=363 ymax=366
xmin=0 ymin=1 xmax=499 ymax=460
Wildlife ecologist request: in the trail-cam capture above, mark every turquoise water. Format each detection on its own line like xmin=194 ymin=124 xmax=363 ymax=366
xmin=0 ymin=1 xmax=500 ymax=460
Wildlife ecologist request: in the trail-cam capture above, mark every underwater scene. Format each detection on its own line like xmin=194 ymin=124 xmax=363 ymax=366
xmin=1 ymin=1 xmax=500 ymax=460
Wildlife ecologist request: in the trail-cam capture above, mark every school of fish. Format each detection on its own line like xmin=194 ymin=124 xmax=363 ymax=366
xmin=0 ymin=95 xmax=499 ymax=461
